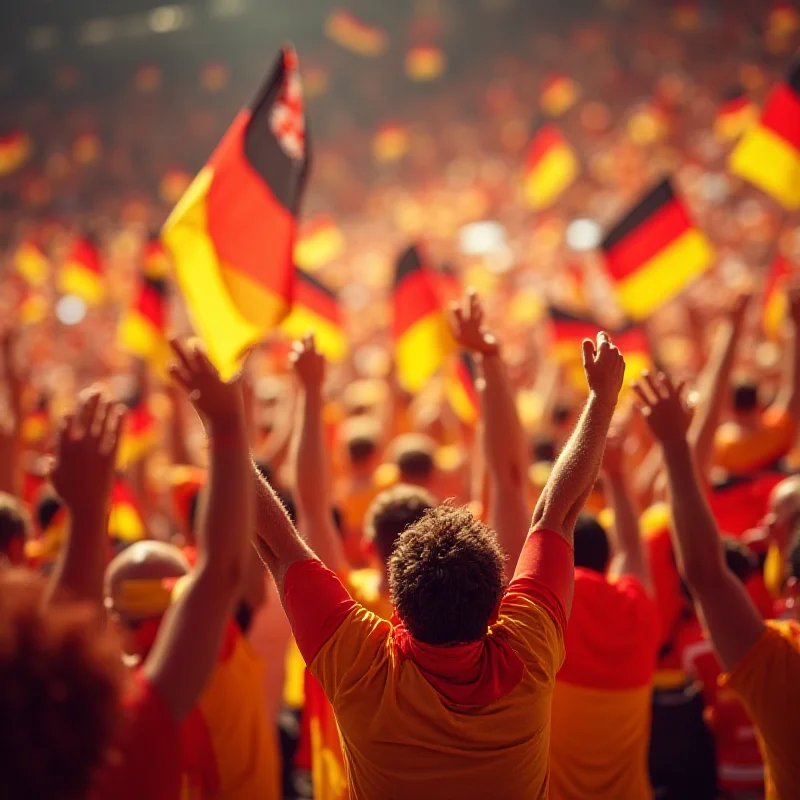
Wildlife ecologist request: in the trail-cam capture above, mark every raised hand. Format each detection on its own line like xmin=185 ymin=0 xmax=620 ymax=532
xmin=168 ymin=338 xmax=243 ymax=428
xmin=450 ymin=289 xmax=499 ymax=356
xmin=582 ymin=332 xmax=625 ymax=407
xmin=290 ymin=334 xmax=326 ymax=391
xmin=633 ymin=372 xmax=692 ymax=446
xmin=50 ymin=388 xmax=125 ymax=515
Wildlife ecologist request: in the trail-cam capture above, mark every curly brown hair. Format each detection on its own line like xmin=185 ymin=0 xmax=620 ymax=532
xmin=365 ymin=484 xmax=436 ymax=564
xmin=388 ymin=504 xmax=506 ymax=645
xmin=0 ymin=569 xmax=124 ymax=799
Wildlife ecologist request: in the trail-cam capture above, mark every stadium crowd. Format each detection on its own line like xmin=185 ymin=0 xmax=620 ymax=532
xmin=1 ymin=0 xmax=800 ymax=799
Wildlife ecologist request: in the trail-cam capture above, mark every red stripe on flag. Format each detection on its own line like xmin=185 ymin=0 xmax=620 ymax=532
xmin=760 ymin=84 xmax=800 ymax=152
xmin=603 ymin=199 xmax=692 ymax=282
xmin=525 ymin=125 xmax=565 ymax=170
xmin=393 ymin=271 xmax=443 ymax=339
xmin=296 ymin=277 xmax=341 ymax=325
xmin=136 ymin=283 xmax=167 ymax=331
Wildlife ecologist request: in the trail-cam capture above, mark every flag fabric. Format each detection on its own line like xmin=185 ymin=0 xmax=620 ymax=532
xmin=0 ymin=131 xmax=32 ymax=176
xmin=109 ymin=478 xmax=146 ymax=543
xmin=162 ymin=47 xmax=310 ymax=380
xmin=763 ymin=255 xmax=794 ymax=337
xmin=612 ymin=322 xmax=651 ymax=386
xmin=18 ymin=286 xmax=47 ymax=327
xmin=768 ymin=2 xmax=800 ymax=36
xmin=118 ymin=399 xmax=158 ymax=468
xmin=405 ymin=45 xmax=446 ymax=81
xmin=392 ymin=245 xmax=454 ymax=393
xmin=118 ymin=273 xmax=170 ymax=376
xmin=548 ymin=306 xmax=600 ymax=390
xmin=730 ymin=59 xmax=800 ymax=210
xmin=294 ymin=215 xmax=344 ymax=270
xmin=372 ymin=123 xmax=410 ymax=164
xmin=600 ymin=178 xmax=713 ymax=320
xmin=325 ymin=10 xmax=388 ymax=57
xmin=522 ymin=124 xmax=579 ymax=210
xmin=14 ymin=240 xmax=49 ymax=287
xmin=60 ymin=235 xmax=104 ymax=305
xmin=446 ymin=352 xmax=480 ymax=425
xmin=143 ymin=235 xmax=171 ymax=279
xmin=540 ymin=74 xmax=580 ymax=117
xmin=714 ymin=88 xmax=757 ymax=142
xmin=282 ymin=270 xmax=347 ymax=361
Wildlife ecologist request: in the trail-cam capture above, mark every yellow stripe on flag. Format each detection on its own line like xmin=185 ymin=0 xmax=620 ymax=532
xmin=118 ymin=314 xmax=172 ymax=377
xmin=59 ymin=266 xmax=104 ymax=305
xmin=524 ymin=144 xmax=578 ymax=210
xmin=396 ymin=313 xmax=453 ymax=393
xmin=281 ymin=307 xmax=347 ymax=362
xmin=162 ymin=167 xmax=285 ymax=380
xmin=615 ymin=229 xmax=713 ymax=320
xmin=730 ymin=124 xmax=800 ymax=210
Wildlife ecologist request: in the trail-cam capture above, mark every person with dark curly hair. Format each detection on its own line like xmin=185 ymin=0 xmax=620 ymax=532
xmin=251 ymin=329 xmax=625 ymax=799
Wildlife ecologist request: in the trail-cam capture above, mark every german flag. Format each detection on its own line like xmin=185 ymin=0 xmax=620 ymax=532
xmin=325 ymin=10 xmax=388 ymax=57
xmin=372 ymin=123 xmax=410 ymax=164
xmin=0 ymin=130 xmax=32 ymax=176
xmin=143 ymin=235 xmax=171 ymax=279
xmin=671 ymin=1 xmax=701 ymax=30
xmin=60 ymin=235 xmax=104 ymax=305
xmin=540 ymin=74 xmax=580 ymax=118
xmin=768 ymin=2 xmax=800 ymax=36
xmin=393 ymin=245 xmax=454 ymax=393
xmin=446 ymin=352 xmax=480 ymax=425
xmin=405 ymin=45 xmax=446 ymax=82
xmin=730 ymin=59 xmax=800 ymax=210
xmin=763 ymin=255 xmax=793 ymax=338
xmin=118 ymin=272 xmax=170 ymax=377
xmin=600 ymin=178 xmax=713 ymax=320
xmin=14 ymin=239 xmax=49 ymax=287
xmin=548 ymin=306 xmax=599 ymax=390
xmin=294 ymin=215 xmax=344 ymax=270
xmin=522 ymin=124 xmax=579 ymax=210
xmin=282 ymin=269 xmax=347 ymax=362
xmin=118 ymin=397 xmax=158 ymax=468
xmin=109 ymin=478 xmax=146 ymax=544
xmin=613 ymin=322 xmax=651 ymax=386
xmin=714 ymin=87 xmax=757 ymax=142
xmin=162 ymin=47 xmax=310 ymax=380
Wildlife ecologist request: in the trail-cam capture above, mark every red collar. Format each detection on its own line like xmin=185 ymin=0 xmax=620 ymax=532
xmin=392 ymin=623 xmax=524 ymax=706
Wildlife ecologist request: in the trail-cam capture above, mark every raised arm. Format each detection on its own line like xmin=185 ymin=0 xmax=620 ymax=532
xmin=602 ymin=422 xmax=651 ymax=592
xmin=143 ymin=339 xmax=252 ymax=721
xmin=532 ymin=332 xmax=625 ymax=543
xmin=689 ymin=294 xmax=749 ymax=476
xmin=772 ymin=282 xmax=800 ymax=420
xmin=634 ymin=372 xmax=764 ymax=672
xmin=289 ymin=334 xmax=346 ymax=573
xmin=451 ymin=291 xmax=529 ymax=574
xmin=48 ymin=390 xmax=125 ymax=607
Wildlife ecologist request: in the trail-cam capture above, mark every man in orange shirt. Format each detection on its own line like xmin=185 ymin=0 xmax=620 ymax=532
xmin=636 ymin=365 xmax=800 ymax=800
xmin=550 ymin=426 xmax=660 ymax=799
xmin=251 ymin=330 xmax=625 ymax=798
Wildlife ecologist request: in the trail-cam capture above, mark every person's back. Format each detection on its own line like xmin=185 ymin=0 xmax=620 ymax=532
xmin=549 ymin=515 xmax=659 ymax=800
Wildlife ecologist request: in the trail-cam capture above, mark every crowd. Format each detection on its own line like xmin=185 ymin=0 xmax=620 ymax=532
xmin=2 ymin=1 xmax=800 ymax=799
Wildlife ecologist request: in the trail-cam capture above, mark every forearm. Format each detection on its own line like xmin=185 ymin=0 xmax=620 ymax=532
xmin=292 ymin=389 xmax=344 ymax=570
xmin=481 ymin=353 xmax=529 ymax=564
xmin=533 ymin=393 xmax=616 ymax=543
xmin=605 ymin=471 xmax=648 ymax=587
xmin=775 ymin=319 xmax=800 ymax=417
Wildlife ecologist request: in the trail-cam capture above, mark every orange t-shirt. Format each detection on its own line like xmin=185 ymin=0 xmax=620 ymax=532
xmin=680 ymin=619 xmax=763 ymax=791
xmin=714 ymin=408 xmax=796 ymax=476
xmin=550 ymin=570 xmax=660 ymax=800
xmin=180 ymin=622 xmax=280 ymax=799
xmin=284 ymin=530 xmax=573 ymax=800
xmin=721 ymin=620 xmax=800 ymax=800
xmin=92 ymin=673 xmax=181 ymax=800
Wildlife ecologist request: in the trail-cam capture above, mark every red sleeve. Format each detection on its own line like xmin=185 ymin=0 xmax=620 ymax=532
xmin=92 ymin=674 xmax=181 ymax=800
xmin=283 ymin=558 xmax=358 ymax=664
xmin=507 ymin=528 xmax=573 ymax=632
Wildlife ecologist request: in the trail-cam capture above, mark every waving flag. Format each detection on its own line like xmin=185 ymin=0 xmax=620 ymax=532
xmin=294 ymin=215 xmax=344 ymax=270
xmin=163 ymin=47 xmax=309 ymax=379
xmin=393 ymin=245 xmax=453 ymax=392
xmin=446 ymin=352 xmax=480 ymax=425
xmin=109 ymin=478 xmax=146 ymax=543
xmin=282 ymin=270 xmax=347 ymax=361
xmin=763 ymin=255 xmax=794 ymax=337
xmin=118 ymin=275 xmax=170 ymax=376
xmin=0 ymin=131 xmax=32 ymax=176
xmin=730 ymin=59 xmax=800 ymax=210
xmin=522 ymin=124 xmax=579 ymax=210
xmin=14 ymin=240 xmax=49 ymax=287
xmin=600 ymin=178 xmax=713 ymax=320
xmin=60 ymin=235 xmax=104 ymax=305
xmin=612 ymin=322 xmax=651 ymax=386
xmin=548 ymin=306 xmax=600 ymax=390
xmin=714 ymin=87 xmax=757 ymax=142
xmin=118 ymin=397 xmax=158 ymax=468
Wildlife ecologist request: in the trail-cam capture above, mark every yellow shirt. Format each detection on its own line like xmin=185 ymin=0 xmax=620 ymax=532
xmin=721 ymin=620 xmax=800 ymax=800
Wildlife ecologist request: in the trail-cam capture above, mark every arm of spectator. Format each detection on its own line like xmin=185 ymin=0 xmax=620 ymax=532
xmin=602 ymin=421 xmax=651 ymax=592
xmin=531 ymin=332 xmax=625 ymax=543
xmin=47 ymin=390 xmax=125 ymax=608
xmin=772 ymin=281 xmax=800 ymax=420
xmin=635 ymin=372 xmax=765 ymax=672
xmin=289 ymin=335 xmax=346 ymax=574
xmin=167 ymin=382 xmax=194 ymax=466
xmin=143 ymin=339 xmax=252 ymax=721
xmin=451 ymin=290 xmax=529 ymax=574
xmin=0 ymin=329 xmax=24 ymax=496
xmin=689 ymin=294 xmax=750 ymax=477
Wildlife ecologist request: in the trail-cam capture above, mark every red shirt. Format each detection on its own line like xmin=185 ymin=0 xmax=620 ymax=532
xmin=92 ymin=673 xmax=181 ymax=800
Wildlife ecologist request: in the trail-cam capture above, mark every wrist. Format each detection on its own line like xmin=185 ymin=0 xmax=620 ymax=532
xmin=661 ymin=437 xmax=692 ymax=461
xmin=208 ymin=413 xmax=246 ymax=439
xmin=588 ymin=391 xmax=618 ymax=414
